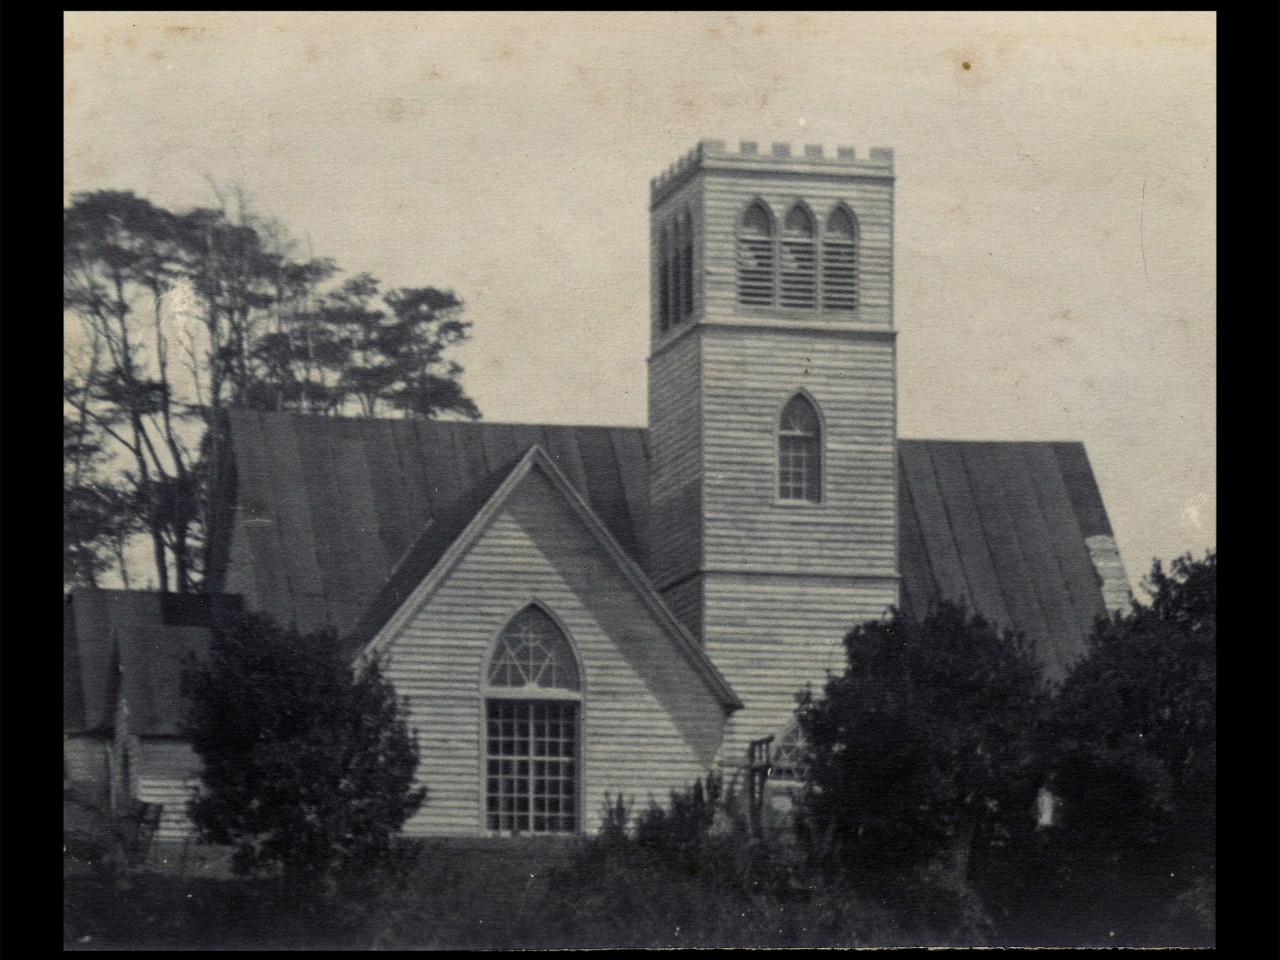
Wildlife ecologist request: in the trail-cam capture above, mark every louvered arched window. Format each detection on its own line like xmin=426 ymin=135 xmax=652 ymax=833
xmin=658 ymin=223 xmax=673 ymax=332
xmin=678 ymin=210 xmax=694 ymax=319
xmin=736 ymin=201 xmax=775 ymax=306
xmin=778 ymin=393 xmax=822 ymax=503
xmin=659 ymin=210 xmax=695 ymax=330
xmin=484 ymin=605 xmax=581 ymax=833
xmin=822 ymin=205 xmax=858 ymax=311
xmin=779 ymin=204 xmax=817 ymax=309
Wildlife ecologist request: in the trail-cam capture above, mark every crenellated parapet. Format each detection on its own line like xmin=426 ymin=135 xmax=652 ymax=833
xmin=651 ymin=139 xmax=893 ymax=206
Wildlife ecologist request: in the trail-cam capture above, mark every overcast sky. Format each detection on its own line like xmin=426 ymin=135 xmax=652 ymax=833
xmin=65 ymin=12 xmax=1215 ymax=594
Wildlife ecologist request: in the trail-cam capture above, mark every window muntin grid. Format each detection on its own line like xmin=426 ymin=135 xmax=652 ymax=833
xmin=487 ymin=605 xmax=581 ymax=691
xmin=778 ymin=394 xmax=821 ymax=503
xmin=485 ymin=700 xmax=578 ymax=833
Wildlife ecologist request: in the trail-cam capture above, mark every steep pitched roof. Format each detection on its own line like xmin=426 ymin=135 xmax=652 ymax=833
xmin=355 ymin=444 xmax=742 ymax=712
xmin=63 ymin=590 xmax=241 ymax=737
xmin=211 ymin=411 xmax=1126 ymax=684
xmin=210 ymin=410 xmax=650 ymax=640
xmin=897 ymin=439 xmax=1129 ymax=683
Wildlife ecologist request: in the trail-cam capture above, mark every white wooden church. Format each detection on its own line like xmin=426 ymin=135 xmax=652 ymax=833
xmin=65 ymin=141 xmax=1131 ymax=842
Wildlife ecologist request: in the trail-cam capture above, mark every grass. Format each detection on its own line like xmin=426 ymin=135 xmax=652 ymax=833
xmin=64 ymin=836 xmax=903 ymax=950
xmin=63 ymin=835 xmax=1214 ymax=949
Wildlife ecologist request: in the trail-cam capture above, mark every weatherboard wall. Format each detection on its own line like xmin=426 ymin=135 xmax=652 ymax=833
xmin=380 ymin=467 xmax=729 ymax=837
xmin=699 ymin=165 xmax=894 ymax=327
xmin=135 ymin=741 xmax=202 ymax=843
xmin=703 ymin=571 xmax=900 ymax=765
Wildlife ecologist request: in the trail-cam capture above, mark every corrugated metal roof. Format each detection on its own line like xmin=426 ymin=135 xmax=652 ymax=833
xmin=896 ymin=440 xmax=1116 ymax=683
xmin=211 ymin=411 xmax=651 ymax=639
xmin=63 ymin=590 xmax=240 ymax=737
xmin=209 ymin=411 xmax=1123 ymax=685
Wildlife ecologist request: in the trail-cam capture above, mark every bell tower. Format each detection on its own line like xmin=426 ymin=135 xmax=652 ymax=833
xmin=646 ymin=140 xmax=900 ymax=762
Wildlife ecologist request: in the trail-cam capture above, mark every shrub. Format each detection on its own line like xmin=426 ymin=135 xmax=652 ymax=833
xmin=181 ymin=612 xmax=425 ymax=890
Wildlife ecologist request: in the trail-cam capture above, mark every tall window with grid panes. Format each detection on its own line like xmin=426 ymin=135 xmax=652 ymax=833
xmin=483 ymin=604 xmax=581 ymax=834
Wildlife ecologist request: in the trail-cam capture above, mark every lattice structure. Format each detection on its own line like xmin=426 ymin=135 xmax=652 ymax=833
xmin=769 ymin=723 xmax=810 ymax=783
xmin=778 ymin=394 xmax=821 ymax=502
xmin=485 ymin=701 xmax=578 ymax=833
xmin=487 ymin=606 xmax=580 ymax=690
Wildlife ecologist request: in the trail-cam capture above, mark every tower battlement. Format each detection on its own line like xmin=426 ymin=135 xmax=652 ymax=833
xmin=651 ymin=139 xmax=893 ymax=205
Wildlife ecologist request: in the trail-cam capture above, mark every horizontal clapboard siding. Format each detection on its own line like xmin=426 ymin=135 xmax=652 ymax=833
xmin=651 ymin=176 xmax=705 ymax=342
xmin=700 ymin=326 xmax=897 ymax=576
xmin=702 ymin=174 xmax=892 ymax=327
xmin=64 ymin=737 xmax=110 ymax=790
xmin=659 ymin=574 xmax=704 ymax=642
xmin=647 ymin=329 xmax=703 ymax=588
xmin=136 ymin=741 xmax=202 ymax=843
xmin=384 ymin=469 xmax=726 ymax=836
xmin=703 ymin=572 xmax=899 ymax=764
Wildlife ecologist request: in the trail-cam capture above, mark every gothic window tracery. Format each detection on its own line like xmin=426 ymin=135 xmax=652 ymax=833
xmin=484 ymin=605 xmax=581 ymax=833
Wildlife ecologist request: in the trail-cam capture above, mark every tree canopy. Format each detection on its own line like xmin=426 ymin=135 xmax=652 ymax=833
xmin=64 ymin=188 xmax=479 ymax=592
xmin=1047 ymin=551 xmax=1215 ymax=870
xmin=181 ymin=612 xmax=425 ymax=886
xmin=796 ymin=601 xmax=1047 ymax=891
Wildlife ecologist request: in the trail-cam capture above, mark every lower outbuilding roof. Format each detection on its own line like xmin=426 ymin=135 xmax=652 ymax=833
xmin=63 ymin=590 xmax=241 ymax=737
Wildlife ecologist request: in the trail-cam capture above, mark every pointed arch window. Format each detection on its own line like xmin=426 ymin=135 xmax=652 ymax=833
xmin=659 ymin=209 xmax=696 ymax=330
xmin=678 ymin=210 xmax=694 ymax=319
xmin=821 ymin=206 xmax=859 ymax=311
xmin=779 ymin=204 xmax=817 ymax=309
xmin=658 ymin=223 xmax=673 ymax=332
xmin=736 ymin=201 xmax=775 ymax=306
xmin=484 ymin=605 xmax=581 ymax=834
xmin=778 ymin=394 xmax=822 ymax=503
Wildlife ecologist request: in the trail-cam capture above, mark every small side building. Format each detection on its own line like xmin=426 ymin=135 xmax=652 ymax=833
xmin=63 ymin=589 xmax=241 ymax=849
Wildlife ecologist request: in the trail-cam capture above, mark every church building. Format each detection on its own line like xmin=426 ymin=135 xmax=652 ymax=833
xmin=64 ymin=141 xmax=1131 ymax=841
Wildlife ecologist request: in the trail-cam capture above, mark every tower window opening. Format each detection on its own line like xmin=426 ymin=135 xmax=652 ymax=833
xmin=778 ymin=393 xmax=822 ymax=503
xmin=658 ymin=225 xmax=673 ymax=332
xmin=822 ymin=206 xmax=858 ymax=311
xmin=737 ymin=201 xmax=775 ymax=306
xmin=679 ymin=210 xmax=694 ymax=319
xmin=779 ymin=204 xmax=817 ymax=309
xmin=669 ymin=218 xmax=682 ymax=331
